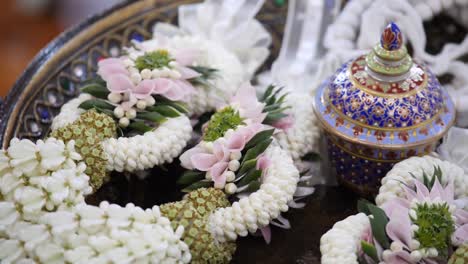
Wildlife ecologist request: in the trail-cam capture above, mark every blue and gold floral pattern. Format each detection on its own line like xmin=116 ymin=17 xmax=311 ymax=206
xmin=314 ymin=23 xmax=455 ymax=195
xmin=380 ymin=22 xmax=402 ymax=51
xmin=328 ymin=60 xmax=444 ymax=130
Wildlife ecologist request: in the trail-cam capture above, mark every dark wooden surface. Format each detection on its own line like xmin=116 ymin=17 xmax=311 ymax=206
xmin=233 ymin=185 xmax=357 ymax=264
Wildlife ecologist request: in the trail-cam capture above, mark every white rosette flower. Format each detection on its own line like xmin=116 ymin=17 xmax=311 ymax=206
xmin=376 ymin=155 xmax=468 ymax=206
xmin=0 ymin=138 xmax=191 ymax=263
xmin=274 ymin=92 xmax=320 ymax=160
xmin=320 ymin=213 xmax=370 ymax=264
xmin=207 ymin=143 xmax=300 ymax=242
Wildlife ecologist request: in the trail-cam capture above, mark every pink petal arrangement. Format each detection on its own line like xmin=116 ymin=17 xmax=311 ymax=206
xmin=180 ymin=123 xmax=265 ymax=188
xmin=97 ymin=50 xmax=198 ymax=104
xmin=229 ymin=83 xmax=267 ymax=124
xmin=364 ymin=178 xmax=468 ymax=264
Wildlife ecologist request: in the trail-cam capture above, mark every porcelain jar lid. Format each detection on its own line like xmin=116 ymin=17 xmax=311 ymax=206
xmin=314 ymin=22 xmax=455 ymax=149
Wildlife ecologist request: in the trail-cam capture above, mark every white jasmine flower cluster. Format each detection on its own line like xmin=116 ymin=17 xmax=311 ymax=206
xmin=111 ymin=94 xmax=156 ymax=127
xmin=103 ymin=116 xmax=192 ymax=172
xmin=166 ymin=35 xmax=246 ymax=115
xmin=275 ymin=92 xmax=320 ymax=160
xmin=376 ymin=155 xmax=468 ymax=206
xmin=320 ymin=213 xmax=370 ymax=264
xmin=51 ymin=93 xmax=91 ymax=131
xmin=207 ymin=143 xmax=299 ymax=242
xmin=0 ymin=138 xmax=191 ymax=263
xmin=51 ymin=99 xmax=193 ymax=174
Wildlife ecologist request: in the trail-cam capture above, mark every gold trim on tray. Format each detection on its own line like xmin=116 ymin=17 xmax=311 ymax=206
xmin=4 ymin=0 xmax=177 ymax=147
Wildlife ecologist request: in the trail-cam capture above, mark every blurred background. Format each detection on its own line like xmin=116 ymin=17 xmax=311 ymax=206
xmin=0 ymin=0 xmax=124 ymax=97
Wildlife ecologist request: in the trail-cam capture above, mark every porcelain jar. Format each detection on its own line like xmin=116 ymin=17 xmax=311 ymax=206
xmin=314 ymin=23 xmax=455 ymax=195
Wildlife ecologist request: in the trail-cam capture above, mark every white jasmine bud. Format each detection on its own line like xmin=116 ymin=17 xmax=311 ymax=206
xmin=145 ymin=96 xmax=156 ymax=106
xmin=136 ymin=100 xmax=147 ymax=110
xmin=224 ymin=171 xmax=235 ymax=182
xmin=161 ymin=67 xmax=171 ymax=77
xmin=410 ymin=250 xmax=422 ymax=262
xmin=128 ymin=67 xmax=139 ymax=75
xmin=409 ymin=239 xmax=420 ymax=250
xmin=108 ymin=93 xmax=122 ymax=103
xmin=151 ymin=69 xmax=161 ymax=78
xmin=205 ymin=171 xmax=212 ymax=180
xmin=428 ymin=248 xmax=438 ymax=257
xmin=225 ymin=129 xmax=234 ymax=138
xmin=119 ymin=117 xmax=130 ymax=127
xmin=125 ymin=108 xmax=137 ymax=119
xmin=123 ymin=58 xmax=134 ymax=67
xmin=168 ymin=61 xmax=178 ymax=68
xmin=114 ymin=107 xmax=124 ymax=118
xmin=409 ymin=209 xmax=417 ymax=220
xmin=203 ymin=141 xmax=214 ymax=152
xmin=410 ymin=224 xmax=419 ymax=232
xmin=130 ymin=72 xmax=142 ymax=84
xmin=225 ymin=183 xmax=237 ymax=194
xmin=141 ymin=69 xmax=152 ymax=79
xmin=390 ymin=242 xmax=403 ymax=252
xmin=228 ymin=160 xmax=240 ymax=172
xmin=230 ymin=151 xmax=242 ymax=161
xmin=169 ymin=70 xmax=181 ymax=79
xmin=214 ymin=181 xmax=225 ymax=189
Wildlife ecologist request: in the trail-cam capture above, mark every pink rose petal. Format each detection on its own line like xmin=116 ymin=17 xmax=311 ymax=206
xmin=107 ymin=73 xmax=134 ymax=93
xmin=213 ymin=141 xmax=229 ymax=161
xmin=226 ymin=132 xmax=246 ymax=152
xmin=210 ymin=162 xmax=229 ymax=185
xmin=260 ymin=225 xmax=272 ymax=244
xmin=179 ymin=146 xmax=206 ymax=169
xmin=191 ymin=153 xmax=218 ymax=171
xmin=256 ymin=155 xmax=271 ymax=171
xmin=272 ymin=114 xmax=294 ymax=131
xmin=162 ymin=81 xmax=185 ymax=101
xmin=453 ymin=224 xmax=468 ymax=245
xmin=133 ymin=80 xmax=155 ymax=99
xmin=153 ymin=78 xmax=172 ymax=94
xmin=173 ymin=49 xmax=199 ymax=66
xmin=177 ymin=66 xmax=202 ymax=79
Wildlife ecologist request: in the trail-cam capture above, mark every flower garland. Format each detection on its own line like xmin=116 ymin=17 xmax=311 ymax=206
xmin=274 ymin=92 xmax=320 ymax=160
xmin=320 ymin=156 xmax=468 ymax=264
xmin=50 ymin=32 xmax=249 ymax=174
xmin=0 ymin=80 xmax=308 ymax=263
xmin=0 ymin=138 xmax=191 ymax=263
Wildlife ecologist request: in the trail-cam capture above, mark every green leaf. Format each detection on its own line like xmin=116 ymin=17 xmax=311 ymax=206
xmin=368 ymin=203 xmax=390 ymax=249
xmin=361 ymin=241 xmax=379 ymax=262
xmin=244 ymin=129 xmax=275 ymax=150
xmin=357 ymin=199 xmax=372 ymax=215
xmin=94 ymin=107 xmax=114 ymax=117
xmin=81 ymin=83 xmax=109 ymax=99
xmin=146 ymin=105 xmax=180 ymax=118
xmin=238 ymin=169 xmax=262 ymax=187
xmin=237 ymin=159 xmax=257 ymax=177
xmin=82 ymin=77 xmax=106 ymax=86
xmin=128 ymin=121 xmax=153 ymax=133
xmin=154 ymin=96 xmax=189 ymax=114
xmin=177 ymin=171 xmax=205 ymax=185
xmin=261 ymin=85 xmax=275 ymax=101
xmin=79 ymin=99 xmax=115 ymax=111
xmin=244 ymin=180 xmax=261 ymax=193
xmin=266 ymin=87 xmax=284 ymax=105
xmin=263 ymin=112 xmax=288 ymax=124
xmin=181 ymin=180 xmax=212 ymax=192
xmin=241 ymin=138 xmax=272 ymax=165
xmin=137 ymin=112 xmax=167 ymax=124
